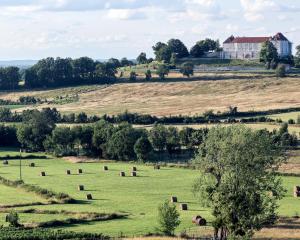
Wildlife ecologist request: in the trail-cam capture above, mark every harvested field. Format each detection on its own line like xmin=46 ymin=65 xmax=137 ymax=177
xmin=0 ymin=73 xmax=299 ymax=116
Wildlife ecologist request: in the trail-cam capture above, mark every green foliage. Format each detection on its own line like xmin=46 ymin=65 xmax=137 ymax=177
xmin=179 ymin=62 xmax=194 ymax=77
xmin=194 ymin=38 xmax=220 ymax=52
xmin=17 ymin=111 xmax=56 ymax=151
xmin=276 ymin=64 xmax=286 ymax=78
xmin=149 ymin=124 xmax=167 ymax=152
xmin=260 ymin=41 xmax=279 ymax=69
xmin=166 ymin=127 xmax=181 ymax=155
xmin=157 ymin=200 xmax=181 ymax=236
xmin=297 ymin=115 xmax=300 ymax=124
xmin=145 ymin=69 xmax=152 ymax=81
xmin=134 ymin=136 xmax=153 ymax=162
xmin=167 ymin=39 xmax=189 ymax=58
xmin=0 ymin=67 xmax=20 ymax=90
xmin=190 ymin=44 xmax=205 ymax=58
xmin=193 ymin=126 xmax=285 ymax=239
xmin=5 ymin=211 xmax=20 ymax=227
xmin=129 ymin=71 xmax=137 ymax=81
xmin=156 ymin=64 xmax=169 ymax=80
xmin=136 ymin=52 xmax=148 ymax=64
xmin=0 ymin=227 xmax=108 ymax=240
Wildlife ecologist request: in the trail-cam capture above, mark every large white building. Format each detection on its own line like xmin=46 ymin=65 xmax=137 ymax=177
xmin=221 ymin=32 xmax=292 ymax=60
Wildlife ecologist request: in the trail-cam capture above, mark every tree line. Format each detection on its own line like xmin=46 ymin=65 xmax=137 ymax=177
xmin=0 ymin=110 xmax=297 ymax=162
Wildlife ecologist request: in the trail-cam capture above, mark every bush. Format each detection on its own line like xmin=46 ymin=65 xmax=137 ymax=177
xmin=5 ymin=211 xmax=20 ymax=227
xmin=129 ymin=71 xmax=137 ymax=81
xmin=276 ymin=64 xmax=286 ymax=78
xmin=288 ymin=119 xmax=295 ymax=124
xmin=158 ymin=200 xmax=180 ymax=236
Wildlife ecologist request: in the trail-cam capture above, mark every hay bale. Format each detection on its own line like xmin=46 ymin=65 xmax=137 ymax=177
xmin=78 ymin=185 xmax=84 ymax=191
xmin=192 ymin=216 xmax=207 ymax=226
xmin=103 ymin=166 xmax=108 ymax=171
xmin=132 ymin=166 xmax=137 ymax=172
xmin=66 ymin=170 xmax=71 ymax=175
xmin=131 ymin=171 xmax=137 ymax=177
xmin=294 ymin=186 xmax=300 ymax=197
xmin=154 ymin=165 xmax=160 ymax=170
xmin=181 ymin=203 xmax=188 ymax=211
xmin=40 ymin=172 xmax=46 ymax=177
xmin=119 ymin=171 xmax=125 ymax=177
xmin=3 ymin=160 xmax=8 ymax=165
xmin=86 ymin=194 xmax=93 ymax=200
xmin=78 ymin=169 xmax=83 ymax=174
xmin=29 ymin=163 xmax=35 ymax=167
xmin=171 ymin=196 xmax=178 ymax=203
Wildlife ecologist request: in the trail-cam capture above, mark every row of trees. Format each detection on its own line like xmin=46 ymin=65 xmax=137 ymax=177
xmin=151 ymin=38 xmax=220 ymax=63
xmin=0 ymin=67 xmax=20 ymax=90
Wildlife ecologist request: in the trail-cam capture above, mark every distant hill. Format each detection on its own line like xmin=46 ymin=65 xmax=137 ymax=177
xmin=0 ymin=60 xmax=38 ymax=68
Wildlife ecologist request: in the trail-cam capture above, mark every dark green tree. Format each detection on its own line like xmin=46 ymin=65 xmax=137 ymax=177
xmin=136 ymin=52 xmax=148 ymax=64
xmin=145 ymin=70 xmax=152 ymax=81
xmin=179 ymin=62 xmax=194 ymax=77
xmin=167 ymin=39 xmax=189 ymax=58
xmin=156 ymin=64 xmax=169 ymax=80
xmin=190 ymin=44 xmax=205 ymax=58
xmin=193 ymin=126 xmax=285 ymax=240
xmin=134 ymin=136 xmax=153 ymax=162
xmin=260 ymin=41 xmax=279 ymax=69
xmin=149 ymin=124 xmax=167 ymax=152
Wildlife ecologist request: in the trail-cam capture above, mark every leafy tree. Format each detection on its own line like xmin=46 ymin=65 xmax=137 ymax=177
xmin=169 ymin=53 xmax=177 ymax=66
xmin=190 ymin=44 xmax=205 ymax=58
xmin=166 ymin=127 xmax=181 ymax=155
xmin=76 ymin=112 xmax=88 ymax=123
xmin=134 ymin=136 xmax=153 ymax=162
xmin=276 ymin=64 xmax=286 ymax=78
xmin=167 ymin=39 xmax=189 ymax=58
xmin=157 ymin=200 xmax=180 ymax=236
xmin=153 ymin=42 xmax=172 ymax=62
xmin=145 ymin=70 xmax=152 ymax=81
xmin=179 ymin=62 xmax=194 ymax=77
xmin=156 ymin=64 xmax=169 ymax=80
xmin=107 ymin=58 xmax=121 ymax=68
xmin=136 ymin=52 xmax=148 ymax=64
xmin=0 ymin=67 xmax=20 ymax=90
xmin=193 ymin=126 xmax=284 ymax=240
xmin=149 ymin=124 xmax=167 ymax=152
xmin=106 ymin=124 xmax=145 ymax=161
xmin=0 ymin=125 xmax=19 ymax=147
xmin=0 ymin=108 xmax=13 ymax=122
xmin=17 ymin=111 xmax=55 ymax=151
xmin=92 ymin=120 xmax=115 ymax=157
xmin=196 ymin=39 xmax=220 ymax=52
xmin=260 ymin=41 xmax=279 ymax=69
xmin=120 ymin=57 xmax=134 ymax=67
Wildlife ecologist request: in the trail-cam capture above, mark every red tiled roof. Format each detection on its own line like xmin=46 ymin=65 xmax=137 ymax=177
xmin=223 ymin=33 xmax=290 ymax=44
xmin=231 ymin=37 xmax=270 ymax=43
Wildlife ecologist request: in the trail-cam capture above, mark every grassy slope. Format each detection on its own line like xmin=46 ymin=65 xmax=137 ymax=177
xmin=0 ymin=73 xmax=299 ymax=117
xmin=0 ymin=149 xmax=300 ymax=237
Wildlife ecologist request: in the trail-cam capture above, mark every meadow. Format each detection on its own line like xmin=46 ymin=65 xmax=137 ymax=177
xmin=0 ymin=149 xmax=300 ymax=238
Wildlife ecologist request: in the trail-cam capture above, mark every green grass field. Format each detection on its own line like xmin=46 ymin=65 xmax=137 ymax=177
xmin=0 ymin=149 xmax=300 ymax=237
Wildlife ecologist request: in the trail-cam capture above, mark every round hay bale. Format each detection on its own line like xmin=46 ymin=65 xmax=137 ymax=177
xmin=86 ymin=194 xmax=93 ymax=200
xmin=3 ymin=160 xmax=8 ymax=165
xmin=192 ymin=216 xmax=201 ymax=224
xmin=294 ymin=186 xmax=300 ymax=197
xmin=29 ymin=163 xmax=35 ymax=167
xmin=78 ymin=185 xmax=84 ymax=191
xmin=131 ymin=171 xmax=137 ymax=177
xmin=103 ymin=166 xmax=108 ymax=171
xmin=171 ymin=196 xmax=178 ymax=203
xmin=119 ymin=171 xmax=125 ymax=177
xmin=181 ymin=203 xmax=188 ymax=211
xmin=196 ymin=218 xmax=207 ymax=226
xmin=40 ymin=172 xmax=46 ymax=177
xmin=66 ymin=170 xmax=71 ymax=175
xmin=154 ymin=165 xmax=160 ymax=170
xmin=78 ymin=169 xmax=83 ymax=174
xmin=132 ymin=166 xmax=137 ymax=172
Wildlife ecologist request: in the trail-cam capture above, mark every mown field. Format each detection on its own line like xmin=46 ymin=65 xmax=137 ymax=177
xmin=0 ymin=149 xmax=300 ymax=239
xmin=0 ymin=73 xmax=299 ymax=117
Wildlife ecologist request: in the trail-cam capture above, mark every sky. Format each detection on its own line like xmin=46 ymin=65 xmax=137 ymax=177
xmin=0 ymin=0 xmax=300 ymax=60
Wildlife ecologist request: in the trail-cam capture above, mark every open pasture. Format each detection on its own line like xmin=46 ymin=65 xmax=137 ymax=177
xmin=0 ymin=149 xmax=300 ymax=237
xmin=0 ymin=73 xmax=299 ymax=117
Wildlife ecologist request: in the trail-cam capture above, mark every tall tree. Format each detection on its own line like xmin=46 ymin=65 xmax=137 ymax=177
xmin=193 ymin=126 xmax=284 ymax=240
xmin=153 ymin=42 xmax=172 ymax=62
xmin=136 ymin=52 xmax=148 ymax=64
xmin=190 ymin=44 xmax=205 ymax=58
xmin=167 ymin=39 xmax=189 ymax=58
xmin=260 ymin=41 xmax=279 ymax=69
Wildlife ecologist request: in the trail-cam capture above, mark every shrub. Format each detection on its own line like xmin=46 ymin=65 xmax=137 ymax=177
xmin=5 ymin=211 xmax=20 ymax=227
xmin=158 ymin=200 xmax=180 ymax=236
xmin=288 ymin=119 xmax=295 ymax=124
xmin=276 ymin=64 xmax=286 ymax=78
xmin=129 ymin=71 xmax=137 ymax=81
